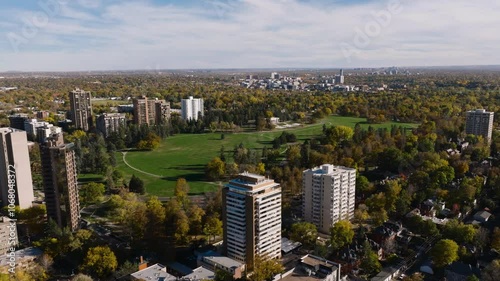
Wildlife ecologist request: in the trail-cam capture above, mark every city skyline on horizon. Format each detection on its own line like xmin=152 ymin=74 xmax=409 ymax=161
xmin=1 ymin=0 xmax=499 ymax=72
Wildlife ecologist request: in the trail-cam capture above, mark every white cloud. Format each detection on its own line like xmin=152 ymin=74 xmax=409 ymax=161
xmin=0 ymin=0 xmax=499 ymax=71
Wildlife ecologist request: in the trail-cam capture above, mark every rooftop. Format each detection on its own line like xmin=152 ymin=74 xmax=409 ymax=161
xmin=306 ymin=164 xmax=356 ymax=175
xmin=280 ymin=255 xmax=340 ymax=281
xmin=281 ymin=237 xmax=302 ymax=254
xmin=131 ymin=264 xmax=177 ymax=281
xmin=182 ymin=266 xmax=215 ymax=281
xmin=201 ymin=255 xmax=245 ymax=269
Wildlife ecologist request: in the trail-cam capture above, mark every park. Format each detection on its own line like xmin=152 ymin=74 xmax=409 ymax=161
xmin=113 ymin=116 xmax=418 ymax=197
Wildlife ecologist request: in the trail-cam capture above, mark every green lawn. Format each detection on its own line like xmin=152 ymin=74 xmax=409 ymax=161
xmin=113 ymin=116 xmax=418 ymax=197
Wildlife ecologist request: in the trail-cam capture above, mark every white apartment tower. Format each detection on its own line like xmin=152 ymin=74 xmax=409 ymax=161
xmin=223 ymin=173 xmax=281 ymax=270
xmin=465 ymin=109 xmax=494 ymax=141
xmin=181 ymin=96 xmax=204 ymax=121
xmin=0 ymin=128 xmax=35 ymax=209
xmin=302 ymin=165 xmax=356 ymax=234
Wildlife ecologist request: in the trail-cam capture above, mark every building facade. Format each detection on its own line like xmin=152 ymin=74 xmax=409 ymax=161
xmin=155 ymin=101 xmax=171 ymax=124
xmin=465 ymin=109 xmax=494 ymax=141
xmin=40 ymin=134 xmax=80 ymax=231
xmin=0 ymin=128 xmax=34 ymax=209
xmin=96 ymin=113 xmax=127 ymax=137
xmin=69 ymin=88 xmax=93 ymax=131
xmin=302 ymin=165 xmax=356 ymax=233
xmin=181 ymin=96 xmax=204 ymax=121
xmin=8 ymin=114 xmax=29 ymax=131
xmin=223 ymin=172 xmax=281 ymax=270
xmin=133 ymin=96 xmax=171 ymax=126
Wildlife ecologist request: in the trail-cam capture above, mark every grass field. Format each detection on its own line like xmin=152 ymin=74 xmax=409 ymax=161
xmin=109 ymin=116 xmax=418 ymax=197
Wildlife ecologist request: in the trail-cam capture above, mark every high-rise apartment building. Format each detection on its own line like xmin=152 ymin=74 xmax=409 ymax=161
xmin=8 ymin=114 xmax=29 ymax=130
xmin=69 ymin=88 xmax=93 ymax=131
xmin=40 ymin=134 xmax=80 ymax=231
xmin=181 ymin=96 xmax=204 ymax=121
xmin=465 ymin=109 xmax=495 ymax=141
xmin=96 ymin=113 xmax=127 ymax=137
xmin=133 ymin=96 xmax=171 ymax=126
xmin=222 ymin=173 xmax=281 ymax=270
xmin=155 ymin=101 xmax=171 ymax=124
xmin=302 ymin=165 xmax=356 ymax=234
xmin=0 ymin=128 xmax=34 ymax=209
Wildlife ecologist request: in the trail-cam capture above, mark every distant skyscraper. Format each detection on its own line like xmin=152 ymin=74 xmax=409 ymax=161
xmin=69 ymin=88 xmax=93 ymax=131
xmin=41 ymin=134 xmax=80 ymax=231
xmin=334 ymin=69 xmax=345 ymax=85
xmin=181 ymin=96 xmax=204 ymax=121
xmin=302 ymin=165 xmax=356 ymax=233
xmin=465 ymin=109 xmax=494 ymax=141
xmin=222 ymin=172 xmax=281 ymax=270
xmin=96 ymin=113 xmax=127 ymax=137
xmin=0 ymin=128 xmax=34 ymax=209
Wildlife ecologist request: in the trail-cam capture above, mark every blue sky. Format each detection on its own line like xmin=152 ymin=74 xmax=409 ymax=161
xmin=0 ymin=0 xmax=499 ymax=71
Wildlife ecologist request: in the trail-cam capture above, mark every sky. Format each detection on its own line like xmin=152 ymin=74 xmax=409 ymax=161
xmin=0 ymin=0 xmax=499 ymax=72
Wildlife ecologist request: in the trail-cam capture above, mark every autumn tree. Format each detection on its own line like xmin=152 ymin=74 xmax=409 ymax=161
xmin=206 ymin=157 xmax=226 ymax=181
xmin=204 ymin=214 xmax=223 ymax=242
xmin=79 ymin=182 xmax=105 ymax=206
xmin=80 ymin=246 xmax=118 ymax=278
xmin=330 ymin=220 xmax=354 ymax=251
xmin=250 ymin=255 xmax=284 ymax=281
xmin=188 ymin=205 xmax=205 ymax=236
xmin=431 ymin=239 xmax=459 ymax=268
xmin=137 ymin=132 xmax=161 ymax=150
xmin=174 ymin=178 xmax=190 ymax=208
xmin=289 ymin=222 xmax=318 ymax=248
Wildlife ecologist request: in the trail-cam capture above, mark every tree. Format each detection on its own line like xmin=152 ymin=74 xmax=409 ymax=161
xmin=174 ymin=210 xmax=190 ymax=244
xmin=80 ymin=246 xmax=118 ymax=278
xmin=206 ymin=157 xmax=226 ymax=181
xmin=442 ymin=220 xmax=476 ymax=244
xmin=129 ymin=174 xmax=145 ymax=194
xmin=188 ymin=205 xmax=206 ymax=236
xmin=114 ymin=261 xmax=139 ymax=279
xmin=174 ymin=178 xmax=190 ymax=207
xmin=146 ymin=196 xmax=166 ymax=240
xmin=289 ymin=222 xmax=318 ymax=248
xmin=214 ymin=269 xmax=234 ymax=281
xmin=482 ymin=259 xmax=500 ymax=281
xmin=330 ymin=220 xmax=354 ymax=251
xmin=492 ymin=227 xmax=500 ymax=252
xmin=79 ymin=182 xmax=105 ymax=206
xmin=72 ymin=274 xmax=94 ymax=281
xmin=360 ymin=241 xmax=381 ymax=275
xmin=18 ymin=204 xmax=46 ymax=236
xmin=137 ymin=132 xmax=161 ymax=150
xmin=250 ymin=255 xmax=284 ymax=281
xmin=431 ymin=239 xmax=459 ymax=268
xmin=204 ymin=214 xmax=223 ymax=242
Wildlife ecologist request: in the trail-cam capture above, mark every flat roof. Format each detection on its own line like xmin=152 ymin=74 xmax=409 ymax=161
xmin=281 ymin=237 xmax=302 ymax=254
xmin=202 ymin=256 xmax=244 ymax=269
xmin=183 ymin=267 xmax=215 ymax=280
xmin=131 ymin=263 xmax=176 ymax=281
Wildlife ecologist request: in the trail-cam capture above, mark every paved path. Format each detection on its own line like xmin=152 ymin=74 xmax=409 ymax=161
xmin=121 ymin=151 xmax=164 ymax=178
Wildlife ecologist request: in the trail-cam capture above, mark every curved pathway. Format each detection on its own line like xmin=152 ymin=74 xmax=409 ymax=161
xmin=121 ymin=151 xmax=163 ymax=178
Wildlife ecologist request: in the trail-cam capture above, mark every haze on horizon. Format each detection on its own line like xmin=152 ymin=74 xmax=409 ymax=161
xmin=0 ymin=0 xmax=499 ymax=72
